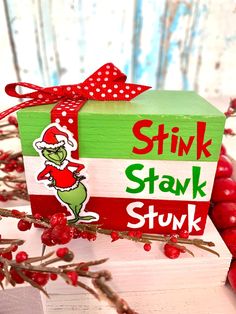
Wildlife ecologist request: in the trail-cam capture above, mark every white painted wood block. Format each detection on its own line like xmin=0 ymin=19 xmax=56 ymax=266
xmin=44 ymin=216 xmax=231 ymax=294
xmin=1 ymin=206 xmax=231 ymax=293
xmin=24 ymin=156 xmax=217 ymax=201
xmin=0 ymin=205 xmax=232 ymax=313
xmin=45 ymin=286 xmax=236 ymax=314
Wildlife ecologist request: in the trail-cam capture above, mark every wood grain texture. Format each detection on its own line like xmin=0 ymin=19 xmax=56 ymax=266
xmin=45 ymin=286 xmax=236 ymax=314
xmin=1 ymin=0 xmax=236 ymax=106
xmin=24 ymin=156 xmax=217 ymax=201
xmin=17 ymin=91 xmax=225 ymax=161
xmin=0 ymin=211 xmax=231 ymax=291
xmin=0 ymin=207 xmax=233 ymax=314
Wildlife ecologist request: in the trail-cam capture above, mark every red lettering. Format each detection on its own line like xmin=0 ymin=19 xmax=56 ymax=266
xmin=132 ymin=120 xmax=153 ymax=154
xmin=132 ymin=120 xmax=212 ymax=159
xmin=152 ymin=124 xmax=169 ymax=155
xmin=178 ymin=136 xmax=195 ymax=156
xmin=197 ymin=122 xmax=212 ymax=160
xmin=171 ymin=127 xmax=179 ymax=153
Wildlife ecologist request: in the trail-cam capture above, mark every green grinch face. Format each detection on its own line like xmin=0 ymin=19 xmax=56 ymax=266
xmin=42 ymin=146 xmax=67 ymax=165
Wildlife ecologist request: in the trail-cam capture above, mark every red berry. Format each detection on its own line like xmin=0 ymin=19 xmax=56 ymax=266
xmin=87 ymin=232 xmax=97 ymax=241
xmin=31 ymin=272 xmax=49 ymax=286
xmin=143 ymin=243 xmax=151 ymax=251
xmin=8 ymin=116 xmax=18 ymax=127
xmin=12 ymin=209 xmax=25 ymax=218
xmin=81 ymin=231 xmax=88 ymax=239
xmin=78 ymin=262 xmax=89 ymax=271
xmin=66 ymin=271 xmax=78 ymax=286
xmin=24 ymin=270 xmax=34 ymax=279
xmin=2 ymin=251 xmax=12 ymax=260
xmin=17 ymin=219 xmax=32 ymax=231
xmin=34 ymin=213 xmax=43 ymax=228
xmin=220 ymin=145 xmax=227 ymax=155
xmin=50 ymin=213 xmax=67 ymax=227
xmin=50 ymin=273 xmax=58 ymax=281
xmin=16 ymin=164 xmax=24 ymax=173
xmin=11 ymin=245 xmax=18 ymax=252
xmin=0 ymin=151 xmax=9 ymax=160
xmin=34 ymin=213 xmax=43 ymax=220
xmin=10 ymin=268 xmax=24 ymax=284
xmin=71 ymin=228 xmax=82 ymax=239
xmin=0 ymin=194 xmax=8 ymax=202
xmin=0 ymin=273 xmax=5 ymax=281
xmin=178 ymin=230 xmax=189 ymax=239
xmin=128 ymin=231 xmax=136 ymax=237
xmin=41 ymin=228 xmax=55 ymax=246
xmin=228 ymin=261 xmax=236 ymax=291
xmin=211 ymin=178 xmax=236 ymax=202
xmin=110 ymin=231 xmax=119 ymax=242
xmin=224 ymin=128 xmax=234 ymax=135
xmin=215 ymin=155 xmax=233 ymax=178
xmin=56 ymin=247 xmax=69 ymax=258
xmin=230 ymin=99 xmax=236 ymax=109
xmin=164 ymin=243 xmax=181 ymax=259
xmin=51 ymin=225 xmax=72 ymax=245
xmin=221 ymin=228 xmax=236 ymax=258
xmin=16 ymin=251 xmax=28 ymax=263
xmin=16 ymin=182 xmax=27 ymax=190
xmin=211 ymin=202 xmax=236 ymax=230
xmin=135 ymin=231 xmax=143 ymax=238
xmin=170 ymin=236 xmax=178 ymax=243
xmin=3 ymin=163 xmax=15 ymax=172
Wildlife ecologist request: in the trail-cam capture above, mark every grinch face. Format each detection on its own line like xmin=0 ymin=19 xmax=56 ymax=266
xmin=42 ymin=146 xmax=67 ymax=165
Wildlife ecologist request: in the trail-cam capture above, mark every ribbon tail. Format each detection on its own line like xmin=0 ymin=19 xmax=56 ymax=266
xmin=0 ymin=99 xmax=49 ymax=120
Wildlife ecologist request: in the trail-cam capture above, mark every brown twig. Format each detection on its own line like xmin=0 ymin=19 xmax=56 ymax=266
xmin=0 ymin=207 xmax=219 ymax=256
xmin=93 ymin=277 xmax=139 ymax=314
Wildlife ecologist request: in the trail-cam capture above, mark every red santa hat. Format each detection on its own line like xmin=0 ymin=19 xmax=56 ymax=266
xmin=35 ymin=125 xmax=73 ymax=149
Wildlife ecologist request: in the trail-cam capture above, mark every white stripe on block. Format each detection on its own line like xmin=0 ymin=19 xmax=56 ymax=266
xmin=23 ymin=156 xmax=217 ymax=201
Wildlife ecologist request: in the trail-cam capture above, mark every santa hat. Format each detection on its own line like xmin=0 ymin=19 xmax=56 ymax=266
xmin=35 ymin=126 xmax=73 ymax=149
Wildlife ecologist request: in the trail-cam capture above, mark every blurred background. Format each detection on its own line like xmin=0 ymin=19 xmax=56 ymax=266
xmin=0 ymin=0 xmax=236 ymax=107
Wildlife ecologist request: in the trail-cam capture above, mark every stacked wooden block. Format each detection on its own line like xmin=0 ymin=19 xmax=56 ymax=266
xmin=18 ymin=90 xmax=225 ymax=234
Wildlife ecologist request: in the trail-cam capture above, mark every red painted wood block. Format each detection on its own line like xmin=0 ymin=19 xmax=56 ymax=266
xmin=30 ymin=195 xmax=208 ymax=235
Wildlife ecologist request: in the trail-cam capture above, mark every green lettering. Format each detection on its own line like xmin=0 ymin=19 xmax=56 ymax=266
xmin=159 ymin=175 xmax=175 ymax=193
xmin=192 ymin=166 xmax=206 ymax=198
xmin=125 ymin=163 xmax=145 ymax=194
xmin=144 ymin=168 xmax=159 ymax=194
xmin=175 ymin=178 xmax=191 ymax=195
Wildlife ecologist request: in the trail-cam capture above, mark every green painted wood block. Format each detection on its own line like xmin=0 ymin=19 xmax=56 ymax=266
xmin=17 ymin=90 xmax=225 ymax=161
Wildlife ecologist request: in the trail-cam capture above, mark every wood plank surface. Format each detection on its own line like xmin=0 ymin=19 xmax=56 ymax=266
xmin=17 ymin=91 xmax=225 ymax=161
xmin=45 ymin=286 xmax=236 ymax=314
xmin=24 ymin=156 xmax=217 ymax=201
xmin=1 ymin=0 xmax=236 ymax=100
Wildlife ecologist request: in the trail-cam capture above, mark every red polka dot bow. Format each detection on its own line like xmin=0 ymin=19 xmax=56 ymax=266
xmin=1 ymin=63 xmax=151 ymax=120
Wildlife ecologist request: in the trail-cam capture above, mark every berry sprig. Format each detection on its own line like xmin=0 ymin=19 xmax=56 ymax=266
xmin=0 ymin=236 xmax=136 ymax=314
xmin=209 ymin=142 xmax=236 ymax=292
xmin=0 ymin=117 xmax=27 ymax=202
xmin=224 ymin=98 xmax=236 ymax=118
xmin=0 ymin=151 xmax=25 ymax=173
xmin=0 ymin=208 xmax=219 ymax=259
xmin=0 ymin=165 xmax=28 ymax=202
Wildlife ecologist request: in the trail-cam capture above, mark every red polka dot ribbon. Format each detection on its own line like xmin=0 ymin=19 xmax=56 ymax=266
xmin=2 ymin=63 xmax=151 ymax=158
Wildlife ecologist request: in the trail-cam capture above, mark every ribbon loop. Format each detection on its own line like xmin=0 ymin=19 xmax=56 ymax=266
xmin=1 ymin=63 xmax=151 ymax=120
xmin=5 ymin=82 xmax=44 ymax=99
